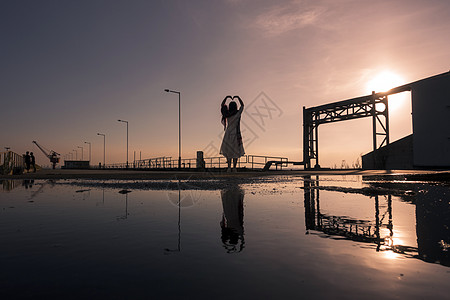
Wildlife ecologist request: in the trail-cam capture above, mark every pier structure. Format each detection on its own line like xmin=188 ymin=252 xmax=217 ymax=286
xmin=303 ymin=91 xmax=390 ymax=169
xmin=302 ymin=71 xmax=450 ymax=170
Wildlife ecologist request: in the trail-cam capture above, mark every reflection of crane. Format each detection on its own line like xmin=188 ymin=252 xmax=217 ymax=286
xmin=32 ymin=141 xmax=60 ymax=169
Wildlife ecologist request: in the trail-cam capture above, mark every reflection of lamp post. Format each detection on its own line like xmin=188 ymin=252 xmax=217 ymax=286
xmin=125 ymin=193 xmax=128 ymax=218
xmin=97 ymin=133 xmax=106 ymax=168
xmin=117 ymin=119 xmax=129 ymax=168
xmin=165 ymin=182 xmax=181 ymax=253
xmin=73 ymin=149 xmax=78 ymax=160
xmin=164 ymin=89 xmax=181 ymax=169
xmin=77 ymin=146 xmax=84 ymax=160
xmin=116 ymin=191 xmax=130 ymax=220
xmin=84 ymin=141 xmax=91 ymax=162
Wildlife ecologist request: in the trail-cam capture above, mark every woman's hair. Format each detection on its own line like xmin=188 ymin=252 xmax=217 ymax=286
xmin=228 ymin=101 xmax=238 ymax=114
xmin=221 ymin=100 xmax=239 ymax=130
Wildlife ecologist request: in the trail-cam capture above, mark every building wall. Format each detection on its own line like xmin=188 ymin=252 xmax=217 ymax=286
xmin=362 ymin=135 xmax=413 ymax=169
xmin=63 ymin=160 xmax=90 ymax=169
xmin=411 ymin=73 xmax=450 ymax=168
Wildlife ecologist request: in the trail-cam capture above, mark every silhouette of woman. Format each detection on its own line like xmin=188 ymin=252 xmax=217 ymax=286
xmin=220 ymin=184 xmax=245 ymax=253
xmin=220 ymin=95 xmax=245 ymax=172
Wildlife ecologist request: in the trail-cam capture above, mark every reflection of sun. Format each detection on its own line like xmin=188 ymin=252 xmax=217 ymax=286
xmin=383 ymin=250 xmax=399 ymax=260
xmin=366 ymin=70 xmax=408 ymax=112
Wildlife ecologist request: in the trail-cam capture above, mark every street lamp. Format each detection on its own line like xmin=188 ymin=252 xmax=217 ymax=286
xmin=77 ymin=146 xmax=84 ymax=160
xmin=73 ymin=149 xmax=78 ymax=160
xmin=164 ymin=89 xmax=181 ymax=169
xmin=117 ymin=120 xmax=129 ymax=168
xmin=84 ymin=141 xmax=91 ymax=162
xmin=97 ymin=133 xmax=106 ymax=168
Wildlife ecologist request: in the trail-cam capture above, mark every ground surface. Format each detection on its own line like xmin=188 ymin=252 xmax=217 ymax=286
xmin=2 ymin=168 xmax=449 ymax=182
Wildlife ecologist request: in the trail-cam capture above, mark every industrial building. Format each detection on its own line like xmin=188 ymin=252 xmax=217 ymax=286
xmin=303 ymin=71 xmax=450 ymax=170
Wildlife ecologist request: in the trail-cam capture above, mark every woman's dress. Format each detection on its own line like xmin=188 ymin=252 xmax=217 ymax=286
xmin=220 ymin=107 xmax=245 ymax=159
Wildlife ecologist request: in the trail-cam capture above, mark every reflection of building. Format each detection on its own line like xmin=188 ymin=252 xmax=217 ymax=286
xmin=303 ymin=177 xmax=394 ymax=251
xmin=220 ymin=185 xmax=245 ymax=253
xmin=303 ymin=176 xmax=450 ymax=267
xmin=302 ymin=71 xmax=450 ymax=169
xmin=415 ymin=185 xmax=450 ymax=267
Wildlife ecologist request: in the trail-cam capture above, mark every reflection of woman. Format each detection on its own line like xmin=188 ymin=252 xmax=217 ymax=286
xmin=220 ymin=95 xmax=245 ymax=172
xmin=220 ymin=185 xmax=245 ymax=253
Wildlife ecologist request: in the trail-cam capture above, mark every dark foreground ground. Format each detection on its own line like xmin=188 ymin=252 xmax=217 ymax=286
xmin=2 ymin=168 xmax=450 ymax=182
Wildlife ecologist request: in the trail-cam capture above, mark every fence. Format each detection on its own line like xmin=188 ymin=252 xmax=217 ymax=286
xmin=246 ymin=155 xmax=289 ymax=170
xmin=1 ymin=151 xmax=24 ymax=175
xmin=101 ymin=154 xmax=288 ymax=171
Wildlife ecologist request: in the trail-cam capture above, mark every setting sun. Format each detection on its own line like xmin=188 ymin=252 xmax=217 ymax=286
xmin=366 ymin=71 xmax=408 ymax=112
xmin=366 ymin=70 xmax=405 ymax=93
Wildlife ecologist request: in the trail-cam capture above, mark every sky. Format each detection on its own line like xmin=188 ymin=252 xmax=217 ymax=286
xmin=1 ymin=0 xmax=450 ymax=167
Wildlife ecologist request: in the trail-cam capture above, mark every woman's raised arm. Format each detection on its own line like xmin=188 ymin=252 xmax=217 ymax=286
xmin=234 ymin=95 xmax=244 ymax=107
xmin=221 ymin=95 xmax=232 ymax=107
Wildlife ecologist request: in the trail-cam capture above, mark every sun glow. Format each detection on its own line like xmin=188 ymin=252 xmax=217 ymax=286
xmin=366 ymin=70 xmax=408 ymax=112
xmin=383 ymin=251 xmax=400 ymax=260
xmin=366 ymin=71 xmax=404 ymax=93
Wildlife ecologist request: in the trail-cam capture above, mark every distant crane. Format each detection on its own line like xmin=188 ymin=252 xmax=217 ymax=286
xmin=32 ymin=141 xmax=60 ymax=169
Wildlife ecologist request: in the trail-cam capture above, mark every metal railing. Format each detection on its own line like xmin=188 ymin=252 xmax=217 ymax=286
xmin=246 ymin=155 xmax=289 ymax=170
xmin=1 ymin=151 xmax=24 ymax=175
xmin=100 ymin=154 xmax=288 ymax=171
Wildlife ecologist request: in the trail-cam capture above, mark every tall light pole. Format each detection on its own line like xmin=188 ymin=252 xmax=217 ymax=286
xmin=117 ymin=119 xmax=129 ymax=168
xmin=164 ymin=89 xmax=181 ymax=169
xmin=77 ymin=146 xmax=84 ymax=160
xmin=73 ymin=149 xmax=78 ymax=160
xmin=97 ymin=133 xmax=106 ymax=168
xmin=84 ymin=141 xmax=91 ymax=162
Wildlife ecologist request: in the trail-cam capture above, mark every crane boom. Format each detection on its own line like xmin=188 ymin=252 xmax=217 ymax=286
xmin=32 ymin=141 xmax=60 ymax=169
xmin=32 ymin=141 xmax=49 ymax=157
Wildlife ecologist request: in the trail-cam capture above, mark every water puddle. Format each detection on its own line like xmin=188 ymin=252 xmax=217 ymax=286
xmin=1 ymin=176 xmax=449 ymax=298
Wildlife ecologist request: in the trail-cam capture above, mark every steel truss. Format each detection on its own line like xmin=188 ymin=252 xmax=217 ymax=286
xmin=303 ymin=91 xmax=389 ymax=169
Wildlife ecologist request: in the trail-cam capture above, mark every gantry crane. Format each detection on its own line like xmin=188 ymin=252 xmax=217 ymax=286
xmin=32 ymin=141 xmax=60 ymax=169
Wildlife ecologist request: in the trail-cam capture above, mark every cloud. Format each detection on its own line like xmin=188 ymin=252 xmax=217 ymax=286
xmin=224 ymin=0 xmax=245 ymax=4
xmin=252 ymin=2 xmax=326 ymax=36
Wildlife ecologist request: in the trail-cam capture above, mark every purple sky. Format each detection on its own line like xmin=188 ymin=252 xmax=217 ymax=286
xmin=2 ymin=0 xmax=449 ymax=167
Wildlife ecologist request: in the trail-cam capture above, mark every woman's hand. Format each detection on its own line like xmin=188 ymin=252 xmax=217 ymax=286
xmin=233 ymin=95 xmax=244 ymax=106
xmin=222 ymin=95 xmax=232 ymax=106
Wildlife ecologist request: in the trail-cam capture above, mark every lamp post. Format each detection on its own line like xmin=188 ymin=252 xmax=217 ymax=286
xmin=84 ymin=141 xmax=91 ymax=162
xmin=77 ymin=146 xmax=84 ymax=160
xmin=117 ymin=119 xmax=129 ymax=168
xmin=164 ymin=89 xmax=181 ymax=169
xmin=97 ymin=133 xmax=106 ymax=168
xmin=73 ymin=149 xmax=78 ymax=161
